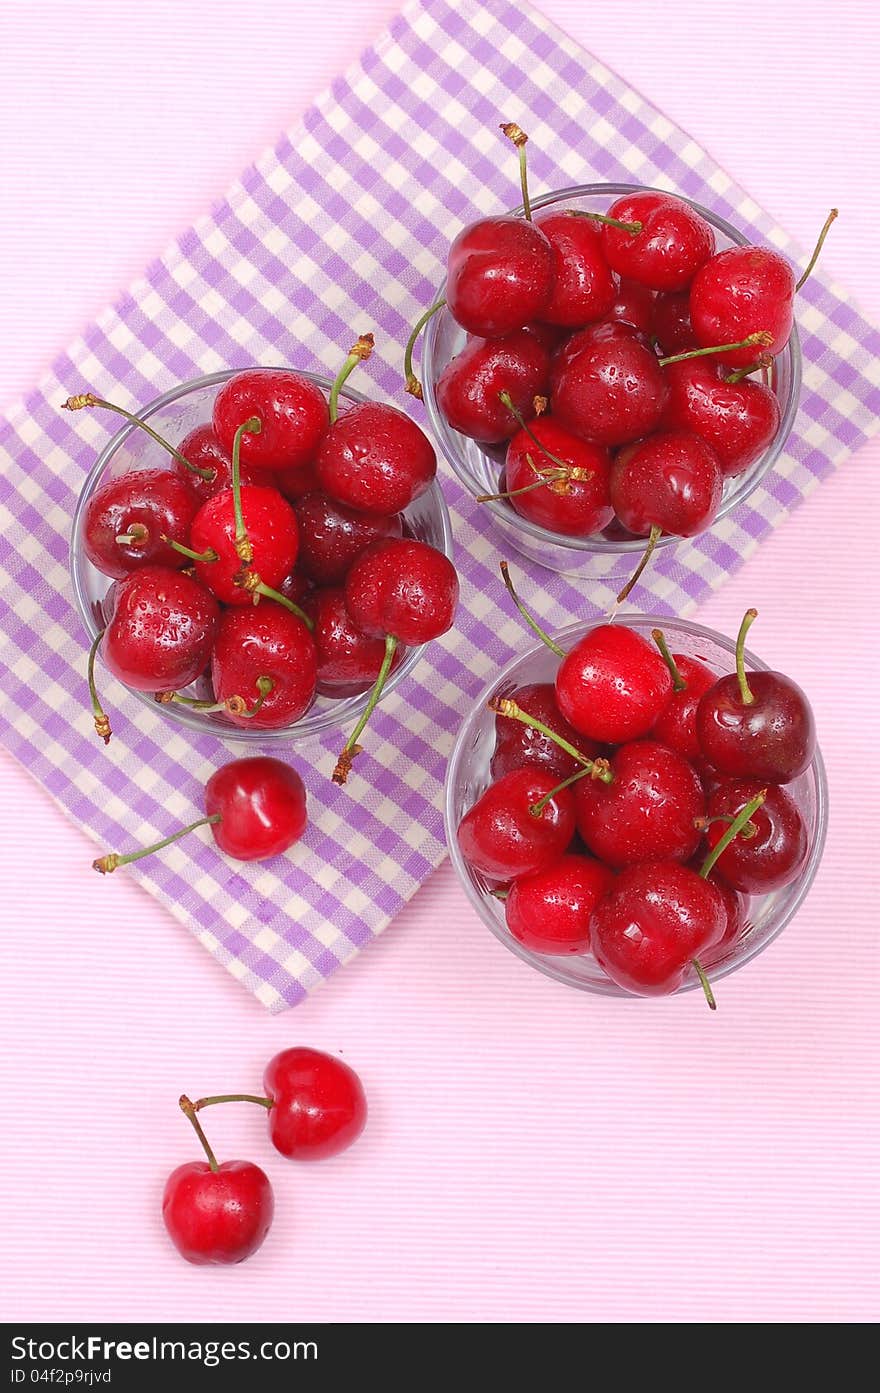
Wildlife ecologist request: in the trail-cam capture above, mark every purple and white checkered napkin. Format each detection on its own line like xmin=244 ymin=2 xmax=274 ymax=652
xmin=1 ymin=0 xmax=878 ymax=1011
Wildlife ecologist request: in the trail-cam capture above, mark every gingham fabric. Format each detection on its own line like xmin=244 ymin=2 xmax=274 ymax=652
xmin=1 ymin=0 xmax=878 ymax=1011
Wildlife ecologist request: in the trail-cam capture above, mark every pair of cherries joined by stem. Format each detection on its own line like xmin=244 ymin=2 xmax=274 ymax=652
xmin=164 ymin=1047 xmax=367 ymax=1266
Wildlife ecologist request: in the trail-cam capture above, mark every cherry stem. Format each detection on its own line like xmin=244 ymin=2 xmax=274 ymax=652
xmin=193 ymin=1094 xmax=273 ymax=1112
xmin=651 ymin=628 xmax=686 ymax=692
xmin=92 ymin=813 xmax=221 ymax=875
xmin=488 ymin=697 xmax=612 ymax=780
xmin=735 ymin=607 xmax=758 ymax=706
xmin=231 ymin=416 xmax=261 ymax=565
xmin=613 ymin=524 xmax=662 ymax=611
xmin=87 ymin=630 xmax=111 ymax=745
xmin=724 ymin=361 xmax=770 ymax=385
xmin=179 ymin=1095 xmax=219 ymax=1173
xmin=329 ymin=333 xmax=374 ymax=422
xmin=658 ymin=332 xmax=774 ymax=368
xmin=476 ymin=452 xmax=590 ymax=504
xmin=489 ymin=887 xmax=510 ymax=901
xmin=332 ymin=633 xmax=397 ymax=785
xmin=61 ymin=395 xmax=214 ymax=481
xmin=795 ymin=208 xmax=838 ymax=292
xmin=115 ymin=524 xmax=148 ymax=546
xmin=499 ymin=121 xmax=533 ymax=221
xmin=499 ymin=561 xmax=565 ymax=657
xmin=567 ymin=210 xmax=643 ymax=235
xmin=695 ymin=812 xmax=757 ymax=840
xmin=691 ymin=958 xmax=717 ymax=1011
xmin=160 ymin=535 xmax=218 ymax=564
xmin=403 ymin=300 xmax=446 ymax=400
xmin=498 ymin=391 xmax=571 ymax=472
xmin=698 ymin=789 xmax=767 ymax=880
xmin=240 ymin=577 xmax=314 ymax=630
xmin=529 ymin=758 xmax=613 ymax=816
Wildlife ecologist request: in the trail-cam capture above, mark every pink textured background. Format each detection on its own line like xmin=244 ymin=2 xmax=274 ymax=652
xmin=1 ymin=0 xmax=878 ymax=1323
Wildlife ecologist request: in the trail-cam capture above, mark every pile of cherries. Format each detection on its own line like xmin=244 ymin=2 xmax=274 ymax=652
xmin=409 ymin=123 xmax=834 ymax=599
xmin=72 ymin=336 xmax=458 ymax=783
xmin=456 ymin=570 xmax=816 ymax=1006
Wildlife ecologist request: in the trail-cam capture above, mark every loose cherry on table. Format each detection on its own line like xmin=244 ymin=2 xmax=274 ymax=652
xmin=209 ymin=602 xmax=318 ymax=729
xmin=504 ymin=853 xmax=615 ymax=955
xmin=574 ymin=738 xmax=705 ymax=868
xmin=293 ymin=491 xmax=402 ymax=586
xmin=597 ymin=190 xmax=716 ymax=292
xmin=212 ymin=366 xmax=329 ymax=471
xmin=81 ymin=468 xmax=199 ymax=579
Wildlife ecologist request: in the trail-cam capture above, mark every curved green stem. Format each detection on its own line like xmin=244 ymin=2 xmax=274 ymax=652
xmin=92 ymin=813 xmax=221 ymax=875
xmin=499 ymin=121 xmax=532 ymax=220
xmin=691 ymin=958 xmax=717 ymax=1011
xmin=735 ymin=607 xmax=758 ymax=705
xmin=231 ymin=416 xmax=261 ymax=564
xmin=529 ymin=757 xmax=613 ymax=816
xmin=499 ymin=561 xmax=565 ymax=657
xmin=614 ymin=524 xmax=662 ymax=611
xmin=160 ymin=535 xmax=218 ymax=565
xmin=725 ymin=361 xmax=769 ymax=385
xmin=87 ymin=630 xmax=111 ymax=745
xmin=61 ymin=394 xmax=214 ymax=480
xmin=498 ymin=391 xmax=571 ymax=471
xmin=489 ymin=697 xmax=611 ymax=779
xmin=329 ymin=334 xmax=374 ymax=422
xmin=659 ymin=332 xmax=773 ymax=368
xmin=699 ymin=790 xmax=767 ymax=880
xmin=179 ymin=1095 xmax=219 ymax=1172
xmin=403 ymin=300 xmax=445 ymax=400
xmin=651 ymin=628 xmax=686 ymax=692
xmin=795 ymin=208 xmax=838 ymax=292
xmin=193 ymin=1094 xmax=273 ymax=1112
xmin=245 ymin=579 xmax=313 ymax=630
xmin=332 ymin=634 xmax=397 ymax=784
xmin=567 ymin=210 xmax=642 ymax=235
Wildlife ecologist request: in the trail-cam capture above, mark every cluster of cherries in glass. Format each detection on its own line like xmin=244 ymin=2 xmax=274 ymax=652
xmin=409 ymin=123 xmax=834 ymax=600
xmin=164 ymin=1047 xmax=367 ymax=1266
xmin=456 ymin=573 xmax=816 ymax=1006
xmin=72 ymin=337 xmax=458 ymax=783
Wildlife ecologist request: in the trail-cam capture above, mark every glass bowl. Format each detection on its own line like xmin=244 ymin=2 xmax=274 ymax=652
xmin=70 ymin=368 xmax=454 ymax=743
xmin=445 ymin=615 xmax=827 ymax=998
xmin=422 ymin=183 xmax=801 ymax=583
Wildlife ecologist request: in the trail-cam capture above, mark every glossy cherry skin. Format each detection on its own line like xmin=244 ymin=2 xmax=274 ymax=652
xmin=83 ymin=469 xmax=198 ymax=579
xmin=660 ymin=359 xmax=781 ymax=478
xmin=550 ymin=321 xmax=668 ymax=447
xmin=699 ymin=870 xmax=746 ymax=954
xmin=101 ymin=565 xmax=218 ymax=692
xmin=212 ymin=368 xmax=329 ymax=470
xmin=490 ymin=682 xmax=598 ymax=783
xmin=610 ymin=430 xmax=723 ymax=538
xmin=604 ymin=277 xmax=655 ymax=335
xmin=601 ymin=192 xmax=716 ymax=292
xmin=204 ymin=756 xmax=308 ymax=859
xmin=556 ymin=625 xmax=673 ymax=743
xmin=575 ymin=740 xmax=705 ymax=868
xmin=293 ymin=492 xmax=402 ymax=586
xmin=162 ymin=1159 xmax=274 ymax=1265
xmin=690 ymin=245 xmax=795 ymax=367
xmin=172 ymin=423 xmax=274 ymax=504
xmin=457 ymin=769 xmax=577 ymax=881
xmin=505 ymin=854 xmax=615 ymax=955
xmin=305 ymin=587 xmax=399 ymax=695
xmin=190 ymin=485 xmax=299 ymax=606
xmin=317 ymin=402 xmax=436 ymax=515
xmin=696 ymin=671 xmax=816 ymax=783
xmin=344 ymin=539 xmax=458 ymax=645
xmin=446 ymin=215 xmax=555 ymax=337
xmin=264 ymin=1047 xmax=367 ymax=1161
xmin=652 ymin=290 xmax=698 ymax=355
xmin=503 ymin=418 xmax=613 ymax=536
xmin=435 ymin=329 xmax=551 ymax=444
xmin=273 ymin=458 xmax=321 ymax=501
xmin=277 ymin=568 xmax=312 ymax=607
xmin=703 ymin=779 xmax=809 ymax=893
xmin=534 ymin=212 xmax=615 ymax=327
xmin=650 ymin=653 xmax=718 ymax=763
xmin=590 ymin=860 xmax=726 ymax=997
xmin=211 ymin=604 xmax=317 ymax=729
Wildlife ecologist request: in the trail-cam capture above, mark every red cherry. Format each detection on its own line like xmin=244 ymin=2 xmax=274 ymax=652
xmin=590 ymin=860 xmax=725 ymax=997
xmin=610 ymin=430 xmax=723 ymax=538
xmin=699 ymin=869 xmax=746 ymax=953
xmin=534 ymin=211 xmax=615 ymax=327
xmin=190 ymin=485 xmax=299 ymax=606
xmin=457 ymin=768 xmax=576 ymax=881
xmin=263 ymin=1047 xmax=367 ymax=1161
xmin=604 ymin=277 xmax=656 ymax=335
xmin=82 ymin=469 xmax=198 ymax=579
xmin=273 ymin=458 xmax=321 ymax=501
xmin=690 ymin=246 xmax=794 ymax=368
xmin=316 ymin=402 xmax=435 ymax=515
xmin=660 ymin=359 xmax=781 ymax=477
xmin=600 ymin=192 xmax=716 ymax=292
xmin=649 ymin=650 xmax=718 ymax=763
xmin=490 ymin=682 xmax=597 ymax=782
xmin=505 ymin=853 xmax=615 ymax=955
xmin=697 ymin=672 xmax=816 ymax=784
xmin=211 ymin=604 xmax=317 ymax=729
xmin=277 ymin=568 xmax=312 ymax=607
xmin=344 ymin=539 xmax=458 ymax=646
xmin=575 ymin=740 xmax=705 ymax=868
xmin=550 ymin=321 xmax=668 ymax=447
xmin=293 ymin=492 xmax=402 ymax=586
xmin=652 ymin=291 xmax=699 ymax=355
xmin=556 ymin=625 xmax=673 ymax=743
xmin=205 ymin=757 xmax=308 ymax=859
xmin=435 ymin=328 xmax=550 ymax=444
xmin=212 ymin=368 xmax=329 ymax=470
xmin=162 ymin=1159 xmax=273 ymax=1266
xmin=703 ymin=780 xmax=809 ymax=893
xmin=446 ymin=215 xmax=555 ymax=337
xmin=172 ymin=423 xmax=274 ymax=503
xmin=101 ymin=565 xmax=218 ymax=692
xmin=305 ymin=587 xmax=399 ymax=695
xmin=501 ymin=418 xmax=613 ymax=536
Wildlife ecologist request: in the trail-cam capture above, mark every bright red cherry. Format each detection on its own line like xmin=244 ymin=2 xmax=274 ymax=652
xmin=435 ymin=328 xmax=550 ymax=443
xmin=652 ymin=290 xmax=698 ymax=355
xmin=649 ymin=648 xmax=718 ymax=763
xmin=505 ymin=854 xmax=615 ymax=955
xmin=500 ymin=417 xmax=613 ymax=535
xmin=555 ymin=625 xmax=673 ymax=743
xmin=293 ymin=492 xmax=402 ymax=585
xmin=457 ymin=768 xmax=577 ymax=881
xmin=189 ymin=485 xmax=299 ymax=606
xmin=610 ymin=429 xmax=723 ymax=539
xmin=604 ymin=277 xmax=656 ymax=335
xmin=316 ymin=402 xmax=435 ymax=515
xmin=575 ymin=740 xmax=705 ymax=868
xmin=590 ymin=860 xmax=726 ymax=998
xmin=211 ymin=604 xmax=317 ymax=729
xmin=490 ymin=682 xmax=597 ymax=783
xmin=101 ymin=565 xmax=218 ymax=692
xmin=703 ymin=780 xmax=809 ymax=893
xmin=690 ymin=246 xmax=794 ymax=368
xmin=600 ymin=192 xmax=716 ymax=292
xmin=82 ymin=469 xmax=198 ymax=579
xmin=660 ymin=359 xmax=781 ymax=477
xmin=305 ymin=587 xmax=399 ymax=695
xmin=534 ymin=211 xmax=615 ymax=327
xmin=263 ymin=1047 xmax=367 ymax=1161
xmin=446 ymin=215 xmax=555 ymax=337
xmin=550 ymin=321 xmax=668 ymax=447
xmin=172 ymin=423 xmax=274 ymax=503
xmin=162 ymin=1158 xmax=273 ymax=1266
xmin=212 ymin=368 xmax=329 ymax=470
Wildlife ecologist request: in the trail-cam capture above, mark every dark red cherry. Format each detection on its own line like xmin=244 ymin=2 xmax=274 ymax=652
xmin=604 ymin=277 xmax=655 ymax=335
xmin=293 ymin=492 xmax=402 ymax=586
xmin=190 ymin=485 xmax=299 ymax=606
xmin=697 ymin=670 xmax=816 ymax=783
xmin=305 ymin=587 xmax=399 ymax=695
xmin=534 ymin=212 xmax=615 ymax=328
xmin=211 ymin=602 xmax=317 ymax=728
xmin=660 ymin=359 xmax=781 ymax=478
xmin=611 ymin=430 xmax=723 ymax=539
xmin=550 ymin=321 xmax=668 ymax=447
xmin=690 ymin=246 xmax=794 ymax=368
xmin=345 ymin=539 xmax=458 ymax=646
xmin=446 ymin=215 xmax=555 ymax=337
xmin=652 ymin=291 xmax=698 ymax=355
xmin=556 ymin=625 xmax=673 ymax=743
xmin=204 ymin=757 xmax=308 ymax=860
xmin=277 ymin=569 xmax=312 ymax=607
xmin=172 ymin=424 xmax=274 ymax=504
xmin=457 ymin=768 xmax=576 ymax=881
xmin=490 ymin=682 xmax=598 ymax=782
xmin=590 ymin=860 xmax=725 ymax=997
xmin=505 ymin=853 xmax=615 ymax=955
xmin=704 ymin=780 xmax=809 ymax=893
xmin=600 ymin=192 xmax=716 ymax=292
xmin=650 ymin=652 xmax=718 ymax=763
xmin=83 ymin=469 xmax=198 ymax=579
xmin=574 ymin=740 xmax=705 ymax=868
xmin=272 ymin=458 xmax=321 ymax=502
xmin=501 ymin=417 xmax=613 ymax=535
xmin=101 ymin=565 xmax=218 ymax=692
xmin=435 ymin=329 xmax=550 ymax=444
xmin=696 ymin=868 xmax=746 ymax=955
xmin=212 ymin=369 xmax=329 ymax=470
xmin=316 ymin=402 xmax=436 ymax=515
